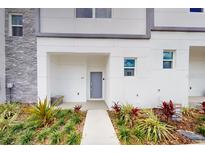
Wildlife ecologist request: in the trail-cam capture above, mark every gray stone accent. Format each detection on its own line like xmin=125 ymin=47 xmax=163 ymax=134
xmin=5 ymin=8 xmax=37 ymax=103
xmin=177 ymin=130 xmax=205 ymax=141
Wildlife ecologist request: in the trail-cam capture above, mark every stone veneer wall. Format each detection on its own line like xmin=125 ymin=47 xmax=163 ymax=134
xmin=5 ymin=8 xmax=37 ymax=103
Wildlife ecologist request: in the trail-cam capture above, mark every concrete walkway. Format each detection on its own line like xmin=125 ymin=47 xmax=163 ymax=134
xmin=81 ymin=110 xmax=120 ymax=145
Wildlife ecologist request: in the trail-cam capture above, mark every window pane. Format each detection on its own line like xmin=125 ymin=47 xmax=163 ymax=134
xmin=163 ymin=52 xmax=173 ymax=60
xmin=124 ymin=68 xmax=134 ymax=76
xmin=76 ymin=8 xmax=92 ymax=18
xmin=163 ymin=61 xmax=172 ymax=69
xmin=124 ymin=59 xmax=135 ymax=67
xmin=95 ymin=8 xmax=111 ymax=18
xmin=190 ymin=8 xmax=203 ymax=12
xmin=12 ymin=15 xmax=23 ymax=25
xmin=12 ymin=27 xmax=23 ymax=36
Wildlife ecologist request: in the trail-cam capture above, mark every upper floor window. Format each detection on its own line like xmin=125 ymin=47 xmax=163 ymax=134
xmin=124 ymin=58 xmax=136 ymax=76
xmin=163 ymin=51 xmax=175 ymax=69
xmin=76 ymin=8 xmax=112 ymax=18
xmin=190 ymin=8 xmax=204 ymax=13
xmin=10 ymin=14 xmax=23 ymax=36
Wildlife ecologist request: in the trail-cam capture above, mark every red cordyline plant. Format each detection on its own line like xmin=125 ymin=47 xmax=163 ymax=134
xmin=161 ymin=100 xmax=175 ymax=121
xmin=131 ymin=107 xmax=140 ymax=117
xmin=111 ymin=101 xmax=121 ymax=113
xmin=201 ymin=102 xmax=205 ymax=114
xmin=74 ymin=105 xmax=82 ymax=113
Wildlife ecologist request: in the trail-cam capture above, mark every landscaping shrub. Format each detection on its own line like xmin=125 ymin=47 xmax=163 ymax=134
xmin=49 ymin=130 xmax=62 ymax=144
xmin=0 ymin=110 xmax=18 ymax=131
xmin=120 ymin=104 xmax=140 ymax=127
xmin=111 ymin=102 xmax=121 ymax=113
xmin=74 ymin=105 xmax=82 ymax=113
xmin=117 ymin=118 xmax=125 ymax=127
xmin=136 ymin=111 xmax=175 ymax=143
xmin=0 ymin=134 xmax=14 ymax=145
xmin=37 ymin=128 xmax=50 ymax=142
xmin=197 ymin=126 xmax=205 ymax=136
xmin=161 ymin=100 xmax=175 ymax=121
xmin=49 ymin=123 xmax=60 ymax=132
xmin=118 ymin=126 xmax=132 ymax=144
xmin=71 ymin=114 xmax=81 ymax=125
xmin=19 ymin=130 xmax=34 ymax=145
xmin=57 ymin=117 xmax=66 ymax=126
xmin=64 ymin=121 xmax=75 ymax=133
xmin=133 ymin=126 xmax=146 ymax=142
xmin=55 ymin=109 xmax=73 ymax=119
xmin=10 ymin=123 xmax=24 ymax=133
xmin=198 ymin=115 xmax=205 ymax=122
xmin=24 ymin=120 xmax=41 ymax=131
xmin=28 ymin=97 xmax=63 ymax=126
xmin=66 ymin=131 xmax=81 ymax=145
xmin=182 ymin=107 xmax=196 ymax=118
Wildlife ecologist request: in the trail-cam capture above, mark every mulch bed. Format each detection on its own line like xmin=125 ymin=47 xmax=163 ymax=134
xmin=108 ymin=110 xmax=196 ymax=145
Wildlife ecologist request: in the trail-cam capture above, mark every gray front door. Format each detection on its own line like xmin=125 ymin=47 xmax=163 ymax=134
xmin=90 ymin=72 xmax=102 ymax=99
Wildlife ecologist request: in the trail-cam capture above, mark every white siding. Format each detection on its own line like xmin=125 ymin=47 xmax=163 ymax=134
xmin=40 ymin=8 xmax=146 ymax=35
xmin=154 ymin=8 xmax=205 ymax=28
xmin=0 ymin=9 xmax=5 ymax=102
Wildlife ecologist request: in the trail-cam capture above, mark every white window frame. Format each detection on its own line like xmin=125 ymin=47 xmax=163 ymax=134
xmin=75 ymin=8 xmax=112 ymax=19
xmin=9 ymin=13 xmax=23 ymax=36
xmin=124 ymin=58 xmax=137 ymax=77
xmin=163 ymin=50 xmax=176 ymax=69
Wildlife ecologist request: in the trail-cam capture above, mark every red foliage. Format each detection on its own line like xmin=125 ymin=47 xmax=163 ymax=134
xmin=202 ymin=102 xmax=205 ymax=114
xmin=111 ymin=102 xmax=121 ymax=113
xmin=131 ymin=107 xmax=140 ymax=117
xmin=74 ymin=105 xmax=82 ymax=112
xmin=161 ymin=100 xmax=175 ymax=121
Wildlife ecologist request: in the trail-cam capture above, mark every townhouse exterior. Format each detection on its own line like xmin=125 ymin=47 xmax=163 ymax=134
xmin=1 ymin=8 xmax=205 ymax=108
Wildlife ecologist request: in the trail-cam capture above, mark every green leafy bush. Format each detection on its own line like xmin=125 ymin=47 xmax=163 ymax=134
xmin=37 ymin=128 xmax=50 ymax=142
xmin=19 ymin=130 xmax=34 ymax=145
xmin=66 ymin=131 xmax=81 ymax=145
xmin=64 ymin=121 xmax=75 ymax=133
xmin=0 ymin=134 xmax=14 ymax=145
xmin=0 ymin=110 xmax=18 ymax=131
xmin=71 ymin=114 xmax=81 ymax=125
xmin=10 ymin=123 xmax=24 ymax=133
xmin=135 ymin=111 xmax=175 ymax=143
xmin=50 ymin=123 xmax=60 ymax=132
xmin=197 ymin=126 xmax=205 ymax=136
xmin=133 ymin=126 xmax=145 ymax=142
xmin=118 ymin=126 xmax=132 ymax=144
xmin=55 ymin=109 xmax=73 ymax=119
xmin=49 ymin=130 xmax=62 ymax=144
xmin=57 ymin=117 xmax=66 ymax=126
xmin=24 ymin=120 xmax=41 ymax=131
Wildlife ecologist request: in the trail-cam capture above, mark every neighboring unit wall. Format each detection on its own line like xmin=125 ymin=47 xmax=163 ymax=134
xmin=154 ymin=8 xmax=205 ymax=28
xmin=5 ymin=9 xmax=37 ymax=103
xmin=0 ymin=9 xmax=5 ymax=102
xmin=189 ymin=47 xmax=205 ymax=96
xmin=40 ymin=8 xmax=147 ymax=35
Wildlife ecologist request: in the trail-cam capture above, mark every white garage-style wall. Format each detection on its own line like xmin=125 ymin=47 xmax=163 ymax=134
xmin=37 ymin=31 xmax=205 ymax=108
xmin=189 ymin=46 xmax=205 ymax=96
xmin=0 ymin=8 xmax=5 ymax=103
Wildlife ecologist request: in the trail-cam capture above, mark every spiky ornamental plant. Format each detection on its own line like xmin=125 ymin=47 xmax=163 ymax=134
xmin=161 ymin=100 xmax=175 ymax=121
xmin=28 ymin=96 xmax=63 ymax=126
xmin=111 ymin=101 xmax=121 ymax=113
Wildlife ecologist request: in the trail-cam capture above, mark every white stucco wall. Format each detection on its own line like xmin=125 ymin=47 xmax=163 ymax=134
xmin=189 ymin=47 xmax=205 ymax=96
xmin=37 ymin=31 xmax=205 ymax=108
xmin=0 ymin=9 xmax=5 ymax=103
xmin=40 ymin=8 xmax=146 ymax=35
xmin=155 ymin=8 xmax=205 ymax=28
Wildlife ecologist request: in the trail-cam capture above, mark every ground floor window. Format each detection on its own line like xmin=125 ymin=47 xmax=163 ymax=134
xmin=124 ymin=58 xmax=136 ymax=76
xmin=163 ymin=50 xmax=175 ymax=69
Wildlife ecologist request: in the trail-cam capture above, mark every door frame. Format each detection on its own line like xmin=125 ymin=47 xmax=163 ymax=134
xmin=87 ymin=69 xmax=105 ymax=101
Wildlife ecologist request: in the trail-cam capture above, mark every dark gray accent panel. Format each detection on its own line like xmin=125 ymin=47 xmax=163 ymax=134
xmin=36 ymin=8 xmax=152 ymax=39
xmin=5 ymin=8 xmax=37 ymax=103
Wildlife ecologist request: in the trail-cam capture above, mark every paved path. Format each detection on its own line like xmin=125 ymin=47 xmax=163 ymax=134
xmin=81 ymin=110 xmax=120 ymax=145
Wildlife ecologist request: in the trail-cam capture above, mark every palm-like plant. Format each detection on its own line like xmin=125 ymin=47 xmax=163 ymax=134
xmin=136 ymin=111 xmax=175 ymax=143
xmin=29 ymin=96 xmax=63 ymax=126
